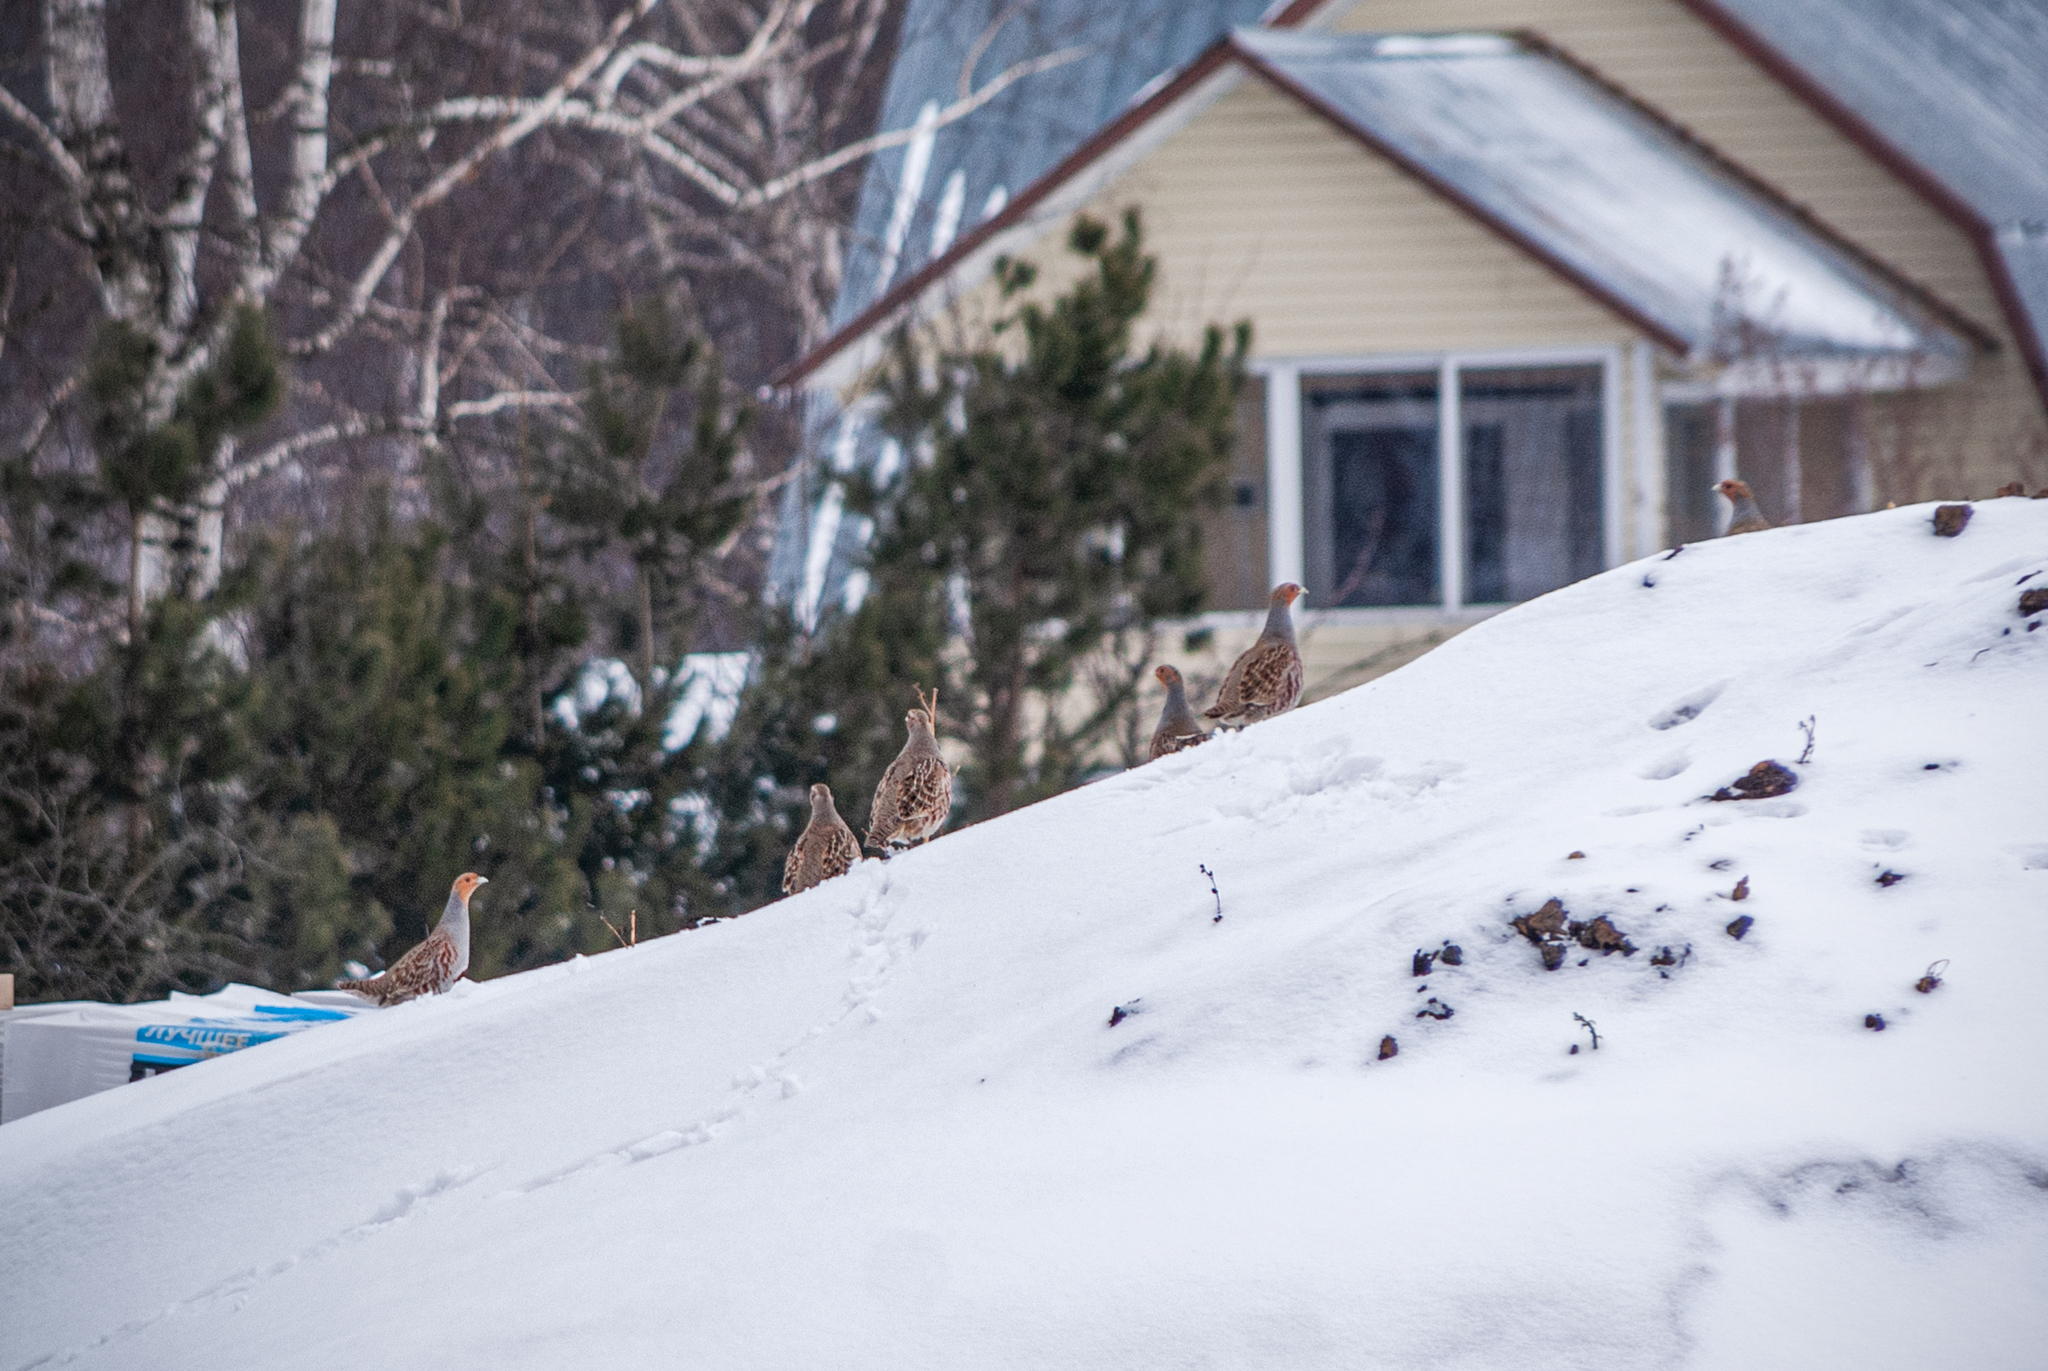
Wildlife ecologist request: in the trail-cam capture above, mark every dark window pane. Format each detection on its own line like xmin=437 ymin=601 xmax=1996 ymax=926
xmin=1664 ymin=402 xmax=1718 ymax=544
xmin=1465 ymin=423 xmax=1507 ymax=602
xmin=1460 ymin=367 xmax=1603 ymax=602
xmin=1302 ymin=375 xmax=1439 ymax=606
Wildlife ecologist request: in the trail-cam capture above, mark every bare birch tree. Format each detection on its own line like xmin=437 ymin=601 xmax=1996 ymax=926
xmin=0 ymin=0 xmax=1079 ymax=640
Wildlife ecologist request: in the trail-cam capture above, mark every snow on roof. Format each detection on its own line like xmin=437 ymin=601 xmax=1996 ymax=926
xmin=787 ymin=24 xmax=1991 ymax=395
xmin=1684 ymin=0 xmax=2048 ymax=397
xmin=1698 ymin=0 xmax=2048 ymax=229
xmin=6 ymin=501 xmax=2047 ymax=1365
xmin=1232 ymin=27 xmax=1972 ymax=370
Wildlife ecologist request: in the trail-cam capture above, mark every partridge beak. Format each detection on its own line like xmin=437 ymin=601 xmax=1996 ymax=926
xmin=475 ymin=876 xmax=489 ymax=886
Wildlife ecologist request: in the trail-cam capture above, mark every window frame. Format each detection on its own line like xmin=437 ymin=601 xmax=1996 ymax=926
xmin=1255 ymin=345 xmax=1628 ymax=612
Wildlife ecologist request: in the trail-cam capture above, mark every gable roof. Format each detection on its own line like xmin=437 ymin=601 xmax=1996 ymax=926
xmin=1674 ymin=0 xmax=2048 ymax=415
xmin=778 ymin=25 xmax=1985 ymax=394
xmin=830 ymin=0 xmax=1277 ymax=335
xmin=1235 ymin=28 xmax=1977 ymax=376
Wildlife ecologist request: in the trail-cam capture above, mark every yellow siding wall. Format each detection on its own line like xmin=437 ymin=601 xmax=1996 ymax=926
xmin=941 ymin=73 xmax=1660 ymax=583
xmin=1010 ymin=76 xmax=1644 ymax=360
xmin=1327 ymin=0 xmax=2048 ymax=493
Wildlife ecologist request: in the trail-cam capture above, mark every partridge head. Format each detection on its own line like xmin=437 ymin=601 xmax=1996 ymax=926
xmin=1148 ymin=664 xmax=1209 ymax=761
xmin=1715 ymin=479 xmax=1772 ymax=535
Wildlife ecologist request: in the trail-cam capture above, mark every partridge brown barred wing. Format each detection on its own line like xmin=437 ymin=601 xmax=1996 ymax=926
xmin=784 ymin=783 xmax=861 ymax=894
xmin=1204 ymin=584 xmax=1305 ymax=727
xmin=344 ymin=929 xmax=461 ymax=1007
xmin=866 ymin=705 xmax=953 ymax=852
xmin=1148 ymin=664 xmax=1209 ymax=761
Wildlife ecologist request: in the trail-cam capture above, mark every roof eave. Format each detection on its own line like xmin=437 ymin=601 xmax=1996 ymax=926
xmin=772 ymin=36 xmax=1247 ymax=393
xmin=1226 ymin=37 xmax=1695 ymax=357
xmin=1672 ymin=0 xmax=2048 ymax=413
xmin=777 ymin=12 xmax=2022 ymax=404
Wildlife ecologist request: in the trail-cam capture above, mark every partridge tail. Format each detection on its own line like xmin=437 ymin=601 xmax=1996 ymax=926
xmin=339 ymin=974 xmax=386 ymax=1002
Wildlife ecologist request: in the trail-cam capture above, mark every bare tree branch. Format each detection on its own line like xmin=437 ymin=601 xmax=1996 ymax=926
xmin=742 ymin=46 xmax=1089 ymax=207
xmin=222 ymin=417 xmax=375 ymax=490
xmin=444 ymin=389 xmax=580 ymax=421
xmin=0 ymin=82 xmax=87 ymax=190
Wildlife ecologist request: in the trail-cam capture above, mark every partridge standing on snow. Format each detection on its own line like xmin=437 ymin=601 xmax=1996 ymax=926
xmin=866 ymin=696 xmax=953 ymax=853
xmin=1716 ymin=479 xmax=1772 ymax=535
xmin=1148 ymin=665 xmax=1209 ymax=761
xmin=342 ymin=873 xmax=486 ymax=1006
xmin=784 ymin=782 xmax=861 ymax=894
xmin=1204 ymin=583 xmax=1306 ymax=728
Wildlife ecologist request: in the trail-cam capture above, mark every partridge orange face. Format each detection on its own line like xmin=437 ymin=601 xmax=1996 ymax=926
xmin=452 ymin=872 xmax=489 ymax=901
xmin=1273 ymin=582 xmax=1305 ymax=605
xmin=1154 ymin=664 xmax=1182 ymax=686
xmin=1716 ymin=478 xmax=1754 ymax=500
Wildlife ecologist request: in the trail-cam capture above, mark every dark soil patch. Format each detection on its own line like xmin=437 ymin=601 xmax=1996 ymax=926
xmin=1710 ymin=760 xmax=1798 ymax=801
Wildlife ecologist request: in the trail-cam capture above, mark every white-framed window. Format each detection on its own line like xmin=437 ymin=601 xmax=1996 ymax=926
xmin=1259 ymin=347 xmax=1627 ymax=611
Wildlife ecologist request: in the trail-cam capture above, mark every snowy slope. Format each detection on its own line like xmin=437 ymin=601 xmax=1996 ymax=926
xmin=4 ymin=501 xmax=2047 ymax=1371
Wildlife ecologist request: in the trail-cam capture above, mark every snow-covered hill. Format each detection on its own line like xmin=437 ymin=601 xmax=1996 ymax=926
xmin=5 ymin=501 xmax=2047 ymax=1371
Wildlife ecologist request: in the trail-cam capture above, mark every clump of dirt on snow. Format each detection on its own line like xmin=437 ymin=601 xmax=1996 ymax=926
xmin=1512 ymin=898 xmax=1569 ymax=943
xmin=1710 ymin=760 xmax=1798 ymax=801
xmin=1571 ymin=915 xmax=1636 ymax=956
xmin=1509 ymin=898 xmax=1635 ymax=967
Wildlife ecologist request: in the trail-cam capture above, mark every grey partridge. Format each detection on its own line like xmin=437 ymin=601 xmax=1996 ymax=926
xmin=1716 ymin=479 xmax=1772 ymax=535
xmin=784 ymin=783 xmax=861 ymax=894
xmin=866 ymin=699 xmax=953 ymax=853
xmin=1204 ymin=583 xmax=1305 ymax=727
xmin=1148 ymin=665 xmax=1209 ymax=761
xmin=342 ymin=873 xmax=486 ymax=1006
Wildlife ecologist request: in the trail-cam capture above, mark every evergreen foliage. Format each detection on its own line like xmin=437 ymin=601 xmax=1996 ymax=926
xmin=546 ymin=300 xmax=753 ymax=690
xmin=2 ymin=301 xmax=751 ymax=1000
xmin=1 ymin=229 xmax=1243 ymax=998
xmin=701 ymin=212 xmax=1247 ymax=904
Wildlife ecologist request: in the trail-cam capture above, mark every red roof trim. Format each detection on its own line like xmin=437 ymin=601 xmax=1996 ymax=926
xmin=771 ymin=37 xmax=1242 ymax=390
xmin=1673 ymin=0 xmax=2048 ymax=410
xmin=777 ymin=11 xmax=2029 ymax=404
xmin=1976 ymin=243 xmax=2048 ymax=414
xmin=772 ymin=0 xmax=1355 ymax=391
xmin=1521 ymin=33 xmax=1996 ymax=354
xmin=1225 ymin=39 xmax=1692 ymax=356
xmin=1263 ymin=0 xmax=1343 ymax=27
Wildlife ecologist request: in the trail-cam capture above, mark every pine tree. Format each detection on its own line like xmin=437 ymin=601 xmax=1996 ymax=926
xmin=2 ymin=298 xmax=774 ymax=998
xmin=546 ymin=299 xmax=753 ymax=693
xmin=856 ymin=210 xmax=1245 ymax=815
xmin=0 ymin=313 xmax=285 ymax=1002
xmin=702 ymin=211 xmax=1247 ymax=908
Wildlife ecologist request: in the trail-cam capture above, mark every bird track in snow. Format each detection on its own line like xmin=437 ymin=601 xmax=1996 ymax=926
xmin=12 ymin=1167 xmax=488 ymax=1371
xmin=1647 ymin=681 xmax=1727 ymax=731
xmin=503 ymin=870 xmax=927 ymax=1200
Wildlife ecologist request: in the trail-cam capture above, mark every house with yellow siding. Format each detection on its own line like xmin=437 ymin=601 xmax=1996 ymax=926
xmin=777 ymin=0 xmax=2048 ymax=703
